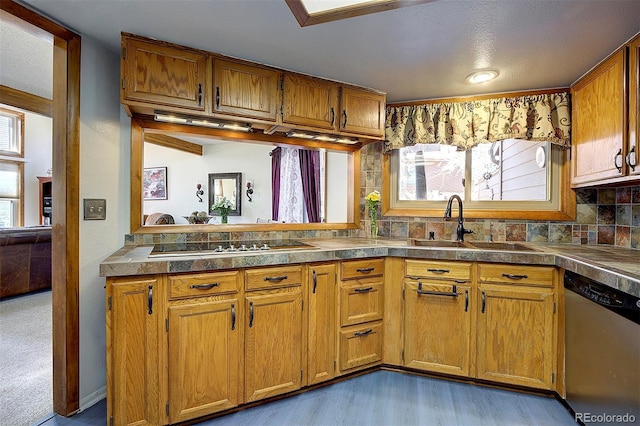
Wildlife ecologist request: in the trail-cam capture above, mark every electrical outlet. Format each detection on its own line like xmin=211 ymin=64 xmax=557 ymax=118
xmin=84 ymin=198 xmax=106 ymax=220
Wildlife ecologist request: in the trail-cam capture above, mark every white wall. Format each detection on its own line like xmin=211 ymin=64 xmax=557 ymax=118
xmin=143 ymin=140 xmax=273 ymax=224
xmin=23 ymin=111 xmax=52 ymax=226
xmin=78 ymin=36 xmax=127 ymax=408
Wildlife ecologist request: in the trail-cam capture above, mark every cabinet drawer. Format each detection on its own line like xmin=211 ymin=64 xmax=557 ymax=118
xmin=169 ymin=271 xmax=241 ymax=299
xmin=478 ymin=264 xmax=555 ymax=287
xmin=340 ymin=281 xmax=383 ymax=326
xmin=341 ymin=258 xmax=384 ymax=280
xmin=245 ymin=265 xmax=302 ymax=291
xmin=405 ymin=260 xmax=472 ymax=282
xmin=339 ymin=322 xmax=383 ymax=372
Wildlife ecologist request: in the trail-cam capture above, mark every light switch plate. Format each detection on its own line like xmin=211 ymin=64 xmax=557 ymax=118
xmin=84 ymin=198 xmax=106 ymax=220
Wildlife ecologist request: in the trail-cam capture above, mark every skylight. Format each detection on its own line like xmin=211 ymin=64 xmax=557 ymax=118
xmin=286 ymin=0 xmax=435 ymax=27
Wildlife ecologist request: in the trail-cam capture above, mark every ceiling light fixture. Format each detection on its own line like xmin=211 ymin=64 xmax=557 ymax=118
xmin=154 ymin=113 xmax=252 ymax=132
xmin=466 ymin=70 xmax=499 ymax=84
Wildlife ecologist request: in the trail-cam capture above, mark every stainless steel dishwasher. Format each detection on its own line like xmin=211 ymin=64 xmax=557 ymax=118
xmin=564 ymin=271 xmax=640 ymax=424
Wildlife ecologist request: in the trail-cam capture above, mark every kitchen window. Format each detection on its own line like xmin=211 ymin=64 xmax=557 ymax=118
xmin=384 ymin=139 xmax=573 ymax=220
xmin=0 ymin=108 xmax=25 ymax=227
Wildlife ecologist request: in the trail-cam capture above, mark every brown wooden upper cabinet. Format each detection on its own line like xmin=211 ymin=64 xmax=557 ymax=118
xmin=213 ymin=59 xmax=280 ymax=122
xmin=121 ymin=35 xmax=209 ymax=113
xmin=339 ymin=87 xmax=386 ymax=138
xmin=571 ymin=33 xmax=640 ymax=187
xmin=121 ymin=33 xmax=387 ymax=142
xmin=282 ymin=73 xmax=339 ymax=131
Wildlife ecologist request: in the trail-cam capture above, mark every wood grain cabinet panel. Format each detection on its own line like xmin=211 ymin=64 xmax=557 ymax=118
xmin=168 ymin=270 xmax=241 ymax=299
xmin=403 ymin=281 xmax=473 ymax=377
xmin=340 ymin=280 xmax=384 ymax=326
xmin=107 ymin=276 xmax=163 ymax=426
xmin=476 ymin=286 xmax=555 ymax=390
xmin=282 ymin=73 xmax=339 ymax=131
xmin=341 ymin=258 xmax=384 ymax=280
xmin=339 ymin=322 xmax=383 ymax=372
xmin=307 ymin=264 xmax=337 ymax=385
xmin=339 ymin=87 xmax=386 ymax=138
xmin=405 ymin=259 xmax=472 ymax=282
xmin=168 ymin=298 xmax=240 ymax=423
xmin=122 ymin=36 xmax=208 ymax=112
xmin=244 ymin=288 xmax=303 ymax=402
xmin=213 ymin=59 xmax=280 ymax=122
xmin=245 ymin=265 xmax=302 ymax=291
xmin=629 ymin=35 xmax=640 ymax=176
xmin=571 ymin=34 xmax=640 ymax=187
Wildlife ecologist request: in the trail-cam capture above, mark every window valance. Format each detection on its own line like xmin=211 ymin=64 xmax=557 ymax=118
xmin=384 ymin=92 xmax=571 ymax=153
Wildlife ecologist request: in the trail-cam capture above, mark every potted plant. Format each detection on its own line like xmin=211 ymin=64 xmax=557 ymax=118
xmin=211 ymin=197 xmax=233 ymax=224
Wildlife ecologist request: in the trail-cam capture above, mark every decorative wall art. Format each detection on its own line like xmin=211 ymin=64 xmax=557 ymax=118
xmin=143 ymin=166 xmax=167 ymax=200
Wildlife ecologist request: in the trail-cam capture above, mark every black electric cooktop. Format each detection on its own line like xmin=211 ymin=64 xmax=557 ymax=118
xmin=148 ymin=240 xmax=312 ymax=257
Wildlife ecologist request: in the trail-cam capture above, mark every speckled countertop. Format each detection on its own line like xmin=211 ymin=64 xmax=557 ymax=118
xmin=100 ymin=237 xmax=640 ymax=297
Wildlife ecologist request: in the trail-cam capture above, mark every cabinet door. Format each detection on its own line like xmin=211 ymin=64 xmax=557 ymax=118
xmin=340 ymin=280 xmax=384 ymax=326
xmin=338 ymin=322 xmax=383 ymax=372
xmin=213 ymin=59 xmax=280 ymax=122
xmin=339 ymin=87 xmax=385 ymax=138
xmin=629 ymin=35 xmax=640 ymax=176
xmin=571 ymin=49 xmax=626 ymax=185
xmin=403 ymin=281 xmax=473 ymax=377
xmin=476 ymin=287 xmax=555 ymax=389
xmin=245 ymin=289 xmax=303 ymax=401
xmin=107 ymin=277 xmax=162 ymax=426
xmin=282 ymin=73 xmax=338 ymax=131
xmin=122 ymin=37 xmax=208 ymax=111
xmin=307 ymin=264 xmax=337 ymax=385
xmin=167 ymin=298 xmax=240 ymax=423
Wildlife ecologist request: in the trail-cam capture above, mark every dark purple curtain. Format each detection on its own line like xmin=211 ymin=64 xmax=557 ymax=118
xmin=270 ymin=148 xmax=281 ymax=221
xmin=299 ymin=149 xmax=321 ymax=223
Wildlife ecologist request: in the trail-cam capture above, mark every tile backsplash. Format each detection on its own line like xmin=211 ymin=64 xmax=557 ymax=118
xmin=125 ymin=141 xmax=639 ymax=250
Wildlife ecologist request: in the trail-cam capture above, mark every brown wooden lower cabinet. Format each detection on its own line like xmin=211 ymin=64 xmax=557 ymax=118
xmin=106 ymin=258 xmax=560 ymax=426
xmin=476 ymin=285 xmax=556 ymax=389
xmin=339 ymin=322 xmax=383 ymax=372
xmin=403 ymin=281 xmax=473 ymax=377
xmin=244 ymin=287 xmax=303 ymax=402
xmin=167 ymin=297 xmax=241 ymax=423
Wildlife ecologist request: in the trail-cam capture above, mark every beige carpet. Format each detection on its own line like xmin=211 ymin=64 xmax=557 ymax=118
xmin=0 ymin=290 xmax=53 ymax=426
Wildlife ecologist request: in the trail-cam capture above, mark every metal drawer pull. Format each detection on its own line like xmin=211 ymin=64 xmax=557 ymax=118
xmin=147 ymin=285 xmax=153 ymax=315
xmin=249 ymin=301 xmax=254 ymax=328
xmin=189 ymin=283 xmax=220 ymax=290
xmin=264 ymin=275 xmax=288 ymax=282
xmin=231 ymin=304 xmax=236 ymax=330
xmin=198 ymin=83 xmax=203 ymax=106
xmin=312 ymin=270 xmax=317 ymax=294
xmin=354 ymin=329 xmax=372 ymax=337
xmin=215 ymin=86 xmax=220 ymax=109
xmin=502 ymin=273 xmax=528 ymax=280
xmin=464 ymin=290 xmax=469 ymax=312
xmin=354 ymin=287 xmax=373 ymax=293
xmin=614 ymin=148 xmax=623 ymax=173
xmin=356 ymin=267 xmax=374 ymax=273
xmin=417 ymin=282 xmax=458 ymax=297
xmin=481 ymin=291 xmax=486 ymax=313
xmin=427 ymin=268 xmax=450 ymax=274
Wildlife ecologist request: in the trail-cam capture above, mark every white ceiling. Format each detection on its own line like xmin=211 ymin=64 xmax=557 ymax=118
xmin=8 ymin=0 xmax=640 ymax=103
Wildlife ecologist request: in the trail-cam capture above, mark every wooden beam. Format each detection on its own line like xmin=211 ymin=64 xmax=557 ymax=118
xmin=144 ymin=133 xmax=203 ymax=156
xmin=0 ymin=85 xmax=53 ymax=117
xmin=1 ymin=0 xmax=82 ymax=416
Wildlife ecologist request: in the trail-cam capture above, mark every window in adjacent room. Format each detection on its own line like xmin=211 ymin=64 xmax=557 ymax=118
xmin=0 ymin=107 xmax=25 ymax=227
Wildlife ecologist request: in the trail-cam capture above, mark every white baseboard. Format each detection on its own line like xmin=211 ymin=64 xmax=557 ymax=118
xmin=79 ymin=386 xmax=106 ymax=411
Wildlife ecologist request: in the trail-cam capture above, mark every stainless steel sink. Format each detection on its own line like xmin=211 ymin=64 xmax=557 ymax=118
xmin=410 ymin=239 xmax=476 ymax=249
xmin=467 ymin=241 xmax=539 ymax=251
xmin=409 ymin=239 xmax=539 ymax=251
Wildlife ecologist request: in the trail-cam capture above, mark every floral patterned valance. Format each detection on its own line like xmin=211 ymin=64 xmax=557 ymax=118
xmin=384 ymin=92 xmax=571 ymax=153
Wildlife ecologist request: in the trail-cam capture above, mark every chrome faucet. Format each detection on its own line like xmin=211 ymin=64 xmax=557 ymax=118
xmin=444 ymin=194 xmax=473 ymax=242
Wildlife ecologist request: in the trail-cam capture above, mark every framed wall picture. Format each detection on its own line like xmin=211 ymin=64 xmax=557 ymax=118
xmin=143 ymin=166 xmax=167 ymax=200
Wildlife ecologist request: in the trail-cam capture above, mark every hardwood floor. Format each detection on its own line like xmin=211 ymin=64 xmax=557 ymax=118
xmin=38 ymin=370 xmax=576 ymax=425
